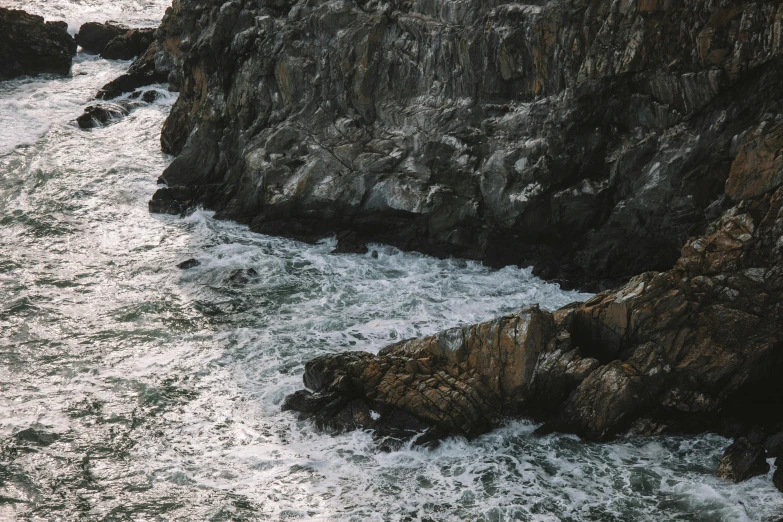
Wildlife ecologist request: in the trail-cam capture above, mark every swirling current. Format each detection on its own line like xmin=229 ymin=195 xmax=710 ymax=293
xmin=1 ymin=1 xmax=782 ymax=520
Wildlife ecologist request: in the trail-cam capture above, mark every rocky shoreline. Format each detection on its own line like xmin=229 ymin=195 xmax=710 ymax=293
xmin=148 ymin=0 xmax=783 ymax=291
xmin=4 ymin=0 xmax=783 ymax=499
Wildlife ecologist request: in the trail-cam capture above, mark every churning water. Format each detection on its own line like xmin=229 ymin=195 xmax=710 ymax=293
xmin=1 ymin=2 xmax=783 ymax=521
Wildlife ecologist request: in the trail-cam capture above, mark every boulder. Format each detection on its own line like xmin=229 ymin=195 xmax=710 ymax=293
xmin=176 ymin=258 xmax=200 ymax=270
xmin=101 ymin=28 xmax=155 ymax=60
xmin=717 ymin=438 xmax=770 ymax=483
xmin=74 ymin=21 xmax=127 ymax=54
xmin=0 ymin=8 xmax=76 ymax=80
xmin=76 ymin=103 xmax=130 ymax=129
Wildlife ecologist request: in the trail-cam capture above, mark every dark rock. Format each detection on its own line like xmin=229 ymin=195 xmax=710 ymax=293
xmin=332 ymin=231 xmax=368 ymax=255
xmin=141 ymin=90 xmax=160 ymax=103
xmin=14 ymin=428 xmax=60 ymax=447
xmin=150 ymin=0 xmax=783 ymax=292
xmin=285 ymin=188 xmax=783 ymax=442
xmin=149 ymin=186 xmax=193 ymax=216
xmin=176 ymin=259 xmax=200 ymax=270
xmin=717 ymin=438 xmax=770 ymax=483
xmin=101 ymin=28 xmax=155 ymax=60
xmin=775 ymin=458 xmax=783 ymax=493
xmin=766 ymin=433 xmax=783 ymax=459
xmin=74 ymin=21 xmax=127 ymax=54
xmin=0 ymin=8 xmax=76 ymax=80
xmin=76 ymin=103 xmax=130 ymax=129
xmin=98 ymin=42 xmax=168 ymax=100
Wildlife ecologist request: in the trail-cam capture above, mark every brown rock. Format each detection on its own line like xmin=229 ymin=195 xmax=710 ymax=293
xmin=717 ymin=438 xmax=770 ymax=483
xmin=285 ymin=188 xmax=783 ymax=442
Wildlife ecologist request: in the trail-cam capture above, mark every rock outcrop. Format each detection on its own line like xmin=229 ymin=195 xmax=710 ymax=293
xmin=75 ymin=21 xmax=156 ymax=60
xmin=150 ymin=0 xmax=783 ymax=290
xmin=97 ymin=42 xmax=168 ymax=99
xmin=284 ymin=187 xmax=783 ymax=445
xmin=0 ymin=8 xmax=76 ymax=80
xmin=74 ymin=21 xmax=128 ymax=54
xmin=101 ymin=28 xmax=156 ymax=60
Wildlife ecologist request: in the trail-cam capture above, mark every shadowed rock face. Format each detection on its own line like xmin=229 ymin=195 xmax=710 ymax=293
xmin=0 ymin=8 xmax=76 ymax=80
xmin=151 ymin=0 xmax=783 ymax=290
xmin=284 ymin=187 xmax=783 ymax=443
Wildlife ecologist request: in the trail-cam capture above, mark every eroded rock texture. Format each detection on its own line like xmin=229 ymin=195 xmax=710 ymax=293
xmin=0 ymin=8 xmax=76 ymax=80
xmin=285 ymin=188 xmax=783 ymax=443
xmin=151 ymin=0 xmax=783 ymax=290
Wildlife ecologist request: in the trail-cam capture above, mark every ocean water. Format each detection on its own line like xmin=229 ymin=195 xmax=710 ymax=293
xmin=1 ymin=1 xmax=783 ymax=521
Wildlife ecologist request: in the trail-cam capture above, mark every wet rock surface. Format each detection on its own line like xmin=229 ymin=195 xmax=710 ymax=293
xmin=100 ymin=28 xmax=155 ymax=60
xmin=285 ymin=187 xmax=783 ymax=445
xmin=97 ymin=42 xmax=168 ymax=99
xmin=75 ymin=21 xmax=155 ymax=61
xmin=76 ymin=103 xmax=130 ymax=129
xmin=0 ymin=8 xmax=76 ymax=80
xmin=149 ymin=0 xmax=783 ymax=291
xmin=74 ymin=21 xmax=128 ymax=54
xmin=717 ymin=438 xmax=770 ymax=483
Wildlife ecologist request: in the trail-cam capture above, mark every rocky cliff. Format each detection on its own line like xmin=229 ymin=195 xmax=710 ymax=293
xmin=151 ymin=0 xmax=783 ymax=290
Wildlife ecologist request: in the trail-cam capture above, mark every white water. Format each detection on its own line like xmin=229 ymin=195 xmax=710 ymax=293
xmin=1 ymin=1 xmax=783 ymax=521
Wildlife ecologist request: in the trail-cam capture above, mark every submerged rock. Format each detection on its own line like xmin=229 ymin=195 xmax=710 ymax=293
xmin=149 ymin=0 xmax=783 ymax=291
xmin=0 ymin=8 xmax=76 ymax=80
xmin=76 ymin=103 xmax=130 ymax=129
xmin=176 ymin=258 xmax=200 ymax=270
xmin=285 ymin=188 xmax=783 ymax=442
xmin=718 ymin=438 xmax=770 ymax=483
xmin=75 ymin=21 xmax=128 ymax=54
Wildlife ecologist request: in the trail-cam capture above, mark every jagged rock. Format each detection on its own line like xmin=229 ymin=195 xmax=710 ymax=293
xmin=285 ymin=188 xmax=783 ymax=442
xmin=75 ymin=21 xmax=128 ymax=54
xmin=98 ymin=42 xmax=168 ymax=99
xmin=717 ymin=438 xmax=770 ymax=483
xmin=76 ymin=103 xmax=130 ymax=129
xmin=148 ymin=0 xmax=783 ymax=291
xmin=101 ymin=28 xmax=155 ymax=60
xmin=0 ymin=8 xmax=76 ymax=80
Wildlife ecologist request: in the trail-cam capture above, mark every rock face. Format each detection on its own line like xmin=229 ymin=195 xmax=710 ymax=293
xmin=285 ymin=187 xmax=783 ymax=442
xmin=150 ymin=0 xmax=783 ymax=290
xmin=0 ymin=8 xmax=76 ymax=80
